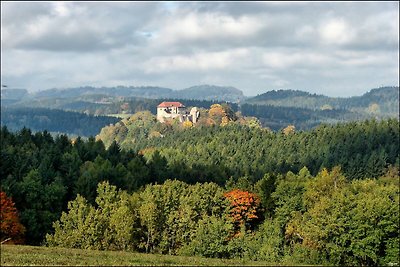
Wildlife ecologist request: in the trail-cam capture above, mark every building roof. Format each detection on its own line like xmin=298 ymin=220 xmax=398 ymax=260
xmin=157 ymin=101 xmax=185 ymax=108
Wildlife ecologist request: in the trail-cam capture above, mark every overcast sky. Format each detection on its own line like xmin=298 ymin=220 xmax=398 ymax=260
xmin=1 ymin=1 xmax=399 ymax=97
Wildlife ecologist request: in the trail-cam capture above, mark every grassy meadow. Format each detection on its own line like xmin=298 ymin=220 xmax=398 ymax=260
xmin=1 ymin=245 xmax=275 ymax=266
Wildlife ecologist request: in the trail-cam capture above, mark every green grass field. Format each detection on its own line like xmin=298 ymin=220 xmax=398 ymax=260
xmin=1 ymin=245 xmax=275 ymax=266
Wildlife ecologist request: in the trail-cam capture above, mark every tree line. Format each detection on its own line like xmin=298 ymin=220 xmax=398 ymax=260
xmin=45 ymin=168 xmax=398 ymax=266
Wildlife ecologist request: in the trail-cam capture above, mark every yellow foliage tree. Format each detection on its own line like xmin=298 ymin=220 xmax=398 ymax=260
xmin=220 ymin=117 xmax=230 ymax=126
xmin=208 ymin=104 xmax=226 ymax=124
xmin=283 ymin=125 xmax=296 ymax=135
xmin=182 ymin=120 xmax=193 ymax=128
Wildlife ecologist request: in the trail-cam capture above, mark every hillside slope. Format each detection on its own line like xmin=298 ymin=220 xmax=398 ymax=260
xmin=1 ymin=107 xmax=118 ymax=137
xmin=96 ymin=112 xmax=399 ymax=182
xmin=173 ymin=85 xmax=244 ymax=102
xmin=246 ymin=86 xmax=399 ymax=116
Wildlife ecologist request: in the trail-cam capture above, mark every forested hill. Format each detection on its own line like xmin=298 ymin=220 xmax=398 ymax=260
xmin=3 ymin=86 xmax=398 ymax=112
xmin=1 ymin=88 xmax=29 ymax=99
xmin=246 ymin=86 xmax=399 ymax=116
xmin=0 ymin=107 xmax=118 ymax=137
xmin=2 ymin=84 xmax=245 ymax=103
xmin=175 ymin=85 xmax=244 ymax=102
xmin=32 ymin=86 xmax=174 ymax=99
xmin=2 ymin=85 xmax=398 ymax=132
xmin=97 ymin=109 xmax=399 ymax=182
xmin=0 ymin=88 xmax=30 ymax=106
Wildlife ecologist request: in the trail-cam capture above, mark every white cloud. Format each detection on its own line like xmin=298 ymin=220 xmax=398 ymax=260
xmin=1 ymin=1 xmax=398 ymax=96
xmin=152 ymin=12 xmax=264 ymax=48
xmin=319 ymin=18 xmax=355 ymax=45
xmin=262 ymin=51 xmax=332 ymax=69
xmin=52 ymin=2 xmax=71 ymax=17
xmin=143 ymin=48 xmax=249 ymax=73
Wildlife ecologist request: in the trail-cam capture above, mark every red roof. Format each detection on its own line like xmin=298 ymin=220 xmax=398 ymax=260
xmin=157 ymin=101 xmax=185 ymax=108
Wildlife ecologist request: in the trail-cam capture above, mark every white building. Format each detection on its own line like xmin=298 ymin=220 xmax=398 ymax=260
xmin=157 ymin=101 xmax=199 ymax=123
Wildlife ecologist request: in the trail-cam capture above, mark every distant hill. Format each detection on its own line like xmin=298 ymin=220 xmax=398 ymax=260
xmin=23 ymin=85 xmax=244 ymax=102
xmin=246 ymin=86 xmax=399 ymax=117
xmin=2 ymin=94 xmax=238 ymax=117
xmin=1 ymin=107 xmax=119 ymax=137
xmin=342 ymin=86 xmax=399 ymax=113
xmin=172 ymin=85 xmax=245 ymax=102
xmin=32 ymin=86 xmax=174 ymax=99
xmin=1 ymin=85 xmax=245 ymax=106
xmin=1 ymin=88 xmax=31 ymax=106
xmin=249 ymin=89 xmax=326 ymax=101
xmin=240 ymin=104 xmax=364 ymax=131
xmin=1 ymin=88 xmax=29 ymax=99
xmin=2 ymin=85 xmax=398 ymax=132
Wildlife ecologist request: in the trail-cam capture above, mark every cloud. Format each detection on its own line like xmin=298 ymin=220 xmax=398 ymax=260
xmin=156 ymin=12 xmax=263 ymax=44
xmin=143 ymin=48 xmax=249 ymax=72
xmin=1 ymin=2 xmax=51 ymax=25
xmin=1 ymin=2 xmax=159 ymax=51
xmin=319 ymin=18 xmax=354 ymax=45
xmin=1 ymin=1 xmax=398 ymax=97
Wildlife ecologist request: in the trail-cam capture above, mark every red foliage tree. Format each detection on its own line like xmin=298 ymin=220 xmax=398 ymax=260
xmin=224 ymin=189 xmax=261 ymax=229
xmin=0 ymin=191 xmax=25 ymax=244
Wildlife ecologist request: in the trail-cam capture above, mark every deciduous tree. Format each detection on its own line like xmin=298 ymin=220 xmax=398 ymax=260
xmin=0 ymin=191 xmax=25 ymax=244
xmin=224 ymin=189 xmax=261 ymax=230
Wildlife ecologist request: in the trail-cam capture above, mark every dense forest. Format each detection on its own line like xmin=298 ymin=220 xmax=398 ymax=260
xmin=0 ymin=107 xmax=119 ymax=137
xmin=97 ymin=109 xmax=399 ymax=181
xmin=1 ymin=100 xmax=399 ymax=266
xmin=1 ymin=120 xmax=398 ymax=265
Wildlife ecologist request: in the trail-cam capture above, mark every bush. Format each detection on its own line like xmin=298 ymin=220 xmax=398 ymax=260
xmin=179 ymin=216 xmax=234 ymax=258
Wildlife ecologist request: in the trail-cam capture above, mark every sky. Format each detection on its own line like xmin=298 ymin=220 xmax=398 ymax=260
xmin=1 ymin=1 xmax=399 ymax=97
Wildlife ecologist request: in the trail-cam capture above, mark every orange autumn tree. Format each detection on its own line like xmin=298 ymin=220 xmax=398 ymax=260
xmin=0 ymin=191 xmax=25 ymax=244
xmin=224 ymin=189 xmax=261 ymax=230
